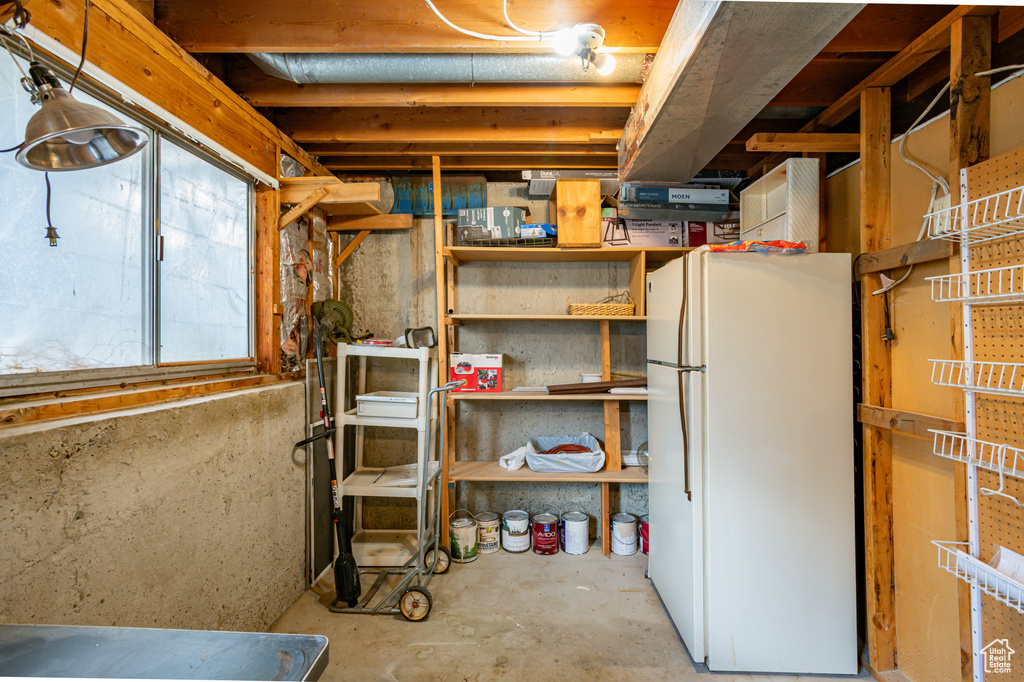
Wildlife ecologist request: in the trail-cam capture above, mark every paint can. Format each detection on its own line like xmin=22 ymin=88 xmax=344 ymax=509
xmin=639 ymin=514 xmax=649 ymax=555
xmin=476 ymin=511 xmax=501 ymax=554
xmin=501 ymin=510 xmax=531 ymax=553
xmin=449 ymin=509 xmax=479 ymax=563
xmin=610 ymin=512 xmax=638 ymax=556
xmin=560 ymin=511 xmax=589 ymax=555
xmin=532 ymin=513 xmax=559 ymax=555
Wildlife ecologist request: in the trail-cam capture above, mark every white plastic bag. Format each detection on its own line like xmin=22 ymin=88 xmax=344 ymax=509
xmin=526 ymin=432 xmax=605 ymax=473
xmin=499 ymin=446 xmax=527 ymax=472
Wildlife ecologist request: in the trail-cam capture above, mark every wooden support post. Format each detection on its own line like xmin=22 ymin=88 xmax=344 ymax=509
xmin=601 ymin=482 xmax=611 ymax=556
xmin=860 ymin=86 xmax=897 ymax=673
xmin=433 ymin=156 xmax=455 ymax=547
xmin=255 ymin=182 xmax=281 ymax=374
xmin=950 ymin=16 xmax=991 ymax=682
xmin=600 ymin=320 xmax=622 ymax=471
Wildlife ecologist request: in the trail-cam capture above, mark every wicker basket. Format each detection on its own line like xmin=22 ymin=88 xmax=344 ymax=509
xmin=568 ymin=292 xmax=635 ymax=316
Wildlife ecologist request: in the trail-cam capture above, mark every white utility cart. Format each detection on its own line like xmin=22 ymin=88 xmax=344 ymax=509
xmin=334 ymin=343 xmax=438 ymax=568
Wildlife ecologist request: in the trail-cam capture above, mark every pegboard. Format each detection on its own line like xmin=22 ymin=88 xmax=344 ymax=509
xmin=965 ymin=147 xmax=1024 ymax=676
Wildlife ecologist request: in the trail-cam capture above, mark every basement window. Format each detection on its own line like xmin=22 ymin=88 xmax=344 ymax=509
xmin=0 ymin=50 xmax=254 ymax=396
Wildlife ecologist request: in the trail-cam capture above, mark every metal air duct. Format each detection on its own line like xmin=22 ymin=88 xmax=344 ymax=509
xmin=248 ymin=52 xmax=646 ymax=84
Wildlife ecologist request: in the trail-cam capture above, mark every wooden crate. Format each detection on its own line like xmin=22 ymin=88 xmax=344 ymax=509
xmin=550 ymin=179 xmax=601 ymax=247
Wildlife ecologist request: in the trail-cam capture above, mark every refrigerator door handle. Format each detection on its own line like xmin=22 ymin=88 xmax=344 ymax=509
xmin=647 ymin=360 xmax=705 ymax=372
xmin=677 ymin=369 xmax=692 ymax=501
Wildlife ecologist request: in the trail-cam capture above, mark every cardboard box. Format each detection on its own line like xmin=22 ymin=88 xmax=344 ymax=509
xmin=450 ymin=353 xmax=503 ymax=392
xmin=686 ymin=221 xmax=740 ymax=247
xmin=456 ymin=207 xmax=528 ymax=240
xmin=603 ymin=220 xmax=685 ymax=247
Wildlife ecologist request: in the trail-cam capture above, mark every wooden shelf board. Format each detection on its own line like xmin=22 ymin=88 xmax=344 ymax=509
xmin=450 ymin=391 xmax=647 ymax=401
xmin=450 ymin=461 xmax=648 ymax=483
xmin=450 ymin=313 xmax=646 ymax=322
xmin=444 ymin=246 xmax=691 ymax=263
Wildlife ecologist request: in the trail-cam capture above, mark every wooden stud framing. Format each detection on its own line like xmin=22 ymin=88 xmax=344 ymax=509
xmin=327 ymin=215 xmax=414 ymax=231
xmin=856 ymin=239 xmax=956 ymax=276
xmin=255 ymin=182 xmax=281 ymax=374
xmin=950 ymin=16 xmax=991 ymax=682
xmin=857 ymin=405 xmax=965 ymax=438
xmin=860 ymin=86 xmax=897 ymax=673
xmin=433 ymin=156 xmax=454 ymax=547
xmin=278 ymin=187 xmax=327 ymax=229
xmin=334 ymin=231 xmax=371 ymax=268
xmin=746 ymin=133 xmax=860 ymax=153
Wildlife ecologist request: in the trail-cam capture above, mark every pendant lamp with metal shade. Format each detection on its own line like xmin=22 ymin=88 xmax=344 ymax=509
xmin=15 ymin=62 xmax=148 ymax=171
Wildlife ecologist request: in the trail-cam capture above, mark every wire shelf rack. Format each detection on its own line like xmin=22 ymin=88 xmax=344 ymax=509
xmin=927 ymin=263 xmax=1024 ymax=304
xmin=930 ymin=430 xmax=1024 ymax=479
xmin=926 ymin=184 xmax=1024 ymax=244
xmin=930 ymin=359 xmax=1024 ymax=398
xmin=934 ymin=541 xmax=1024 ymax=614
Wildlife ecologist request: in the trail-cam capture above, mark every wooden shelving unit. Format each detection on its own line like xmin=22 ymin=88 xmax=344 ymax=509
xmin=450 ymin=391 xmax=648 ymax=402
xmin=431 ymin=160 xmax=686 ymax=555
xmin=449 ymin=461 xmax=648 ymax=483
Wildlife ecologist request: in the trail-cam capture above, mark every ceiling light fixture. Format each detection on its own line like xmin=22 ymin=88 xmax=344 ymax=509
xmin=424 ymin=0 xmax=617 ymax=75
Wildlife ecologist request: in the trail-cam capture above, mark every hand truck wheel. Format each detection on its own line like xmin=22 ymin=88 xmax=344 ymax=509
xmin=425 ymin=545 xmax=451 ymax=575
xmin=399 ymin=586 xmax=433 ymax=622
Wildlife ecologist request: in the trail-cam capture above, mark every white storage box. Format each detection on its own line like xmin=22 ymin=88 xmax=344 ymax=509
xmin=356 ymin=391 xmax=418 ymax=419
xmin=739 ymin=157 xmax=819 ymax=252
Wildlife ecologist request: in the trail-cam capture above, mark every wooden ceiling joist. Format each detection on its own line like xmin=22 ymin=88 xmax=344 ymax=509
xmin=321 ymin=155 xmax=617 ymax=171
xmin=304 ymin=143 xmax=617 ymax=157
xmin=746 ymin=133 xmax=861 ymax=153
xmin=278 ymin=107 xmax=630 ymax=144
xmin=155 ymin=0 xmax=675 ymax=53
xmin=236 ymin=80 xmax=642 ymax=109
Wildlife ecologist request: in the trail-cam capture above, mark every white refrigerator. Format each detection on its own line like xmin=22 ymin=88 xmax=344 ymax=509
xmin=646 ymin=250 xmax=857 ymax=674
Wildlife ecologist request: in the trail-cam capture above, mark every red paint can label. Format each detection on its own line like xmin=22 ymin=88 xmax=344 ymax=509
xmin=640 ymin=514 xmax=649 ymax=555
xmin=532 ymin=513 xmax=559 ymax=555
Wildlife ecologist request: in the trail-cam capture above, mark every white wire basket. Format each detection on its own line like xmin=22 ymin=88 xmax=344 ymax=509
xmin=926 ymin=184 xmax=1024 ymax=244
xmin=934 ymin=541 xmax=1024 ymax=614
xmin=930 ymin=429 xmax=1024 ymax=478
xmin=927 ymin=263 xmax=1024 ymax=304
xmin=930 ymin=359 xmax=1024 ymax=397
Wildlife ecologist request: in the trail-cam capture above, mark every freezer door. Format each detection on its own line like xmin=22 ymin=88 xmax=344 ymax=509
xmin=646 ymin=255 xmax=686 ymax=366
xmin=646 ymin=252 xmax=705 ymax=663
xmin=701 ymin=252 xmax=857 ymax=674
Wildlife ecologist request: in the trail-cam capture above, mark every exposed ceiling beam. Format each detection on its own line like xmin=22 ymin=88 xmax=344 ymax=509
xmin=304 ymin=143 xmax=618 ymax=157
xmin=750 ymin=4 xmax=1002 ymax=176
xmin=746 ymin=133 xmax=861 ymax=153
xmin=278 ymin=107 xmax=630 ymax=144
xmin=236 ymin=80 xmax=641 ymax=108
xmin=155 ymin=0 xmax=675 ymax=53
xmin=321 ymin=155 xmax=617 ymax=171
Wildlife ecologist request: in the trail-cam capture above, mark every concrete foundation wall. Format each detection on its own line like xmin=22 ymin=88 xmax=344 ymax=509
xmin=338 ymin=182 xmax=649 ymax=534
xmin=0 ymin=382 xmax=306 ymax=631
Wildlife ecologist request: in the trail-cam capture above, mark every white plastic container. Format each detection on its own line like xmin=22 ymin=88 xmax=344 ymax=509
xmin=355 ymin=391 xmax=418 ymax=419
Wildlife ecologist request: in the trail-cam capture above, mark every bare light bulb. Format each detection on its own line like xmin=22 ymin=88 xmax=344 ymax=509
xmin=62 ymin=128 xmax=96 ymax=145
xmin=553 ymin=28 xmax=578 ymax=56
xmin=594 ymin=52 xmax=616 ymax=76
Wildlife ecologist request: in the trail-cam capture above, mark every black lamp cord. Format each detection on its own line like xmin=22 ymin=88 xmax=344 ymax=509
xmin=67 ymin=0 xmax=88 ymax=94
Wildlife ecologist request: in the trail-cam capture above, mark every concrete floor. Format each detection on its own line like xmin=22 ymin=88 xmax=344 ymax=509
xmin=271 ymin=549 xmax=871 ymax=681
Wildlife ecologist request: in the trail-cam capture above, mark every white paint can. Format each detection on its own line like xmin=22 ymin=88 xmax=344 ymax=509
xmin=560 ymin=511 xmax=589 ymax=555
xmin=501 ymin=510 xmax=531 ymax=553
xmin=476 ymin=511 xmax=501 ymax=554
xmin=449 ymin=509 xmax=479 ymax=563
xmin=610 ymin=512 xmax=638 ymax=556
